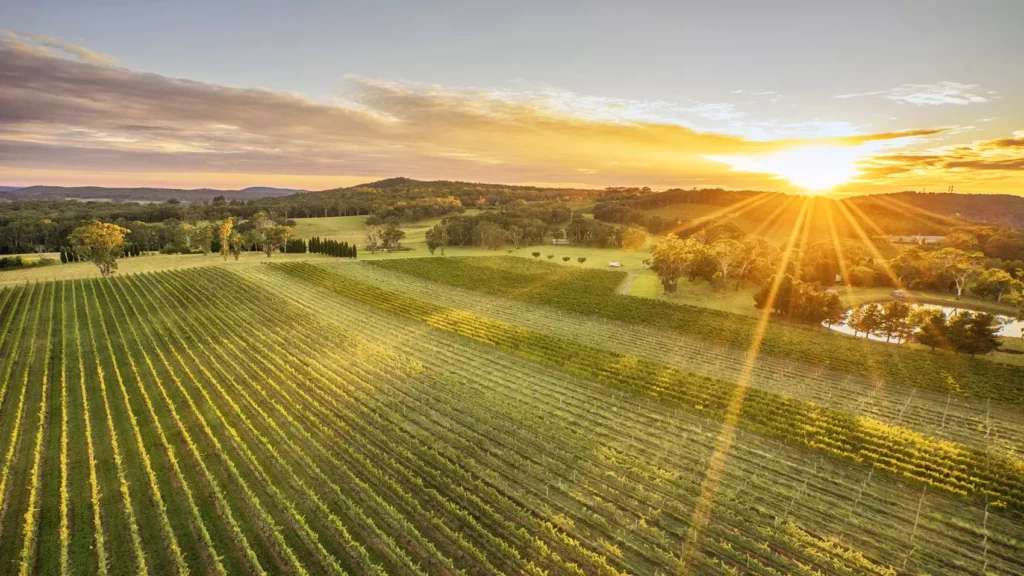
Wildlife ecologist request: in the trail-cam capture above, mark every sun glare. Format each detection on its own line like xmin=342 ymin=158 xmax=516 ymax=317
xmin=709 ymin=145 xmax=864 ymax=194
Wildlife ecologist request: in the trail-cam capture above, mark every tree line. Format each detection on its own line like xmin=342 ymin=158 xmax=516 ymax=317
xmin=309 ymin=237 xmax=357 ymax=258
xmin=847 ymin=302 xmax=1003 ymax=355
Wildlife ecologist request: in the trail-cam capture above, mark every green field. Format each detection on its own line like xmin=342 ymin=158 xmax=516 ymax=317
xmin=0 ymin=254 xmax=1023 ymax=575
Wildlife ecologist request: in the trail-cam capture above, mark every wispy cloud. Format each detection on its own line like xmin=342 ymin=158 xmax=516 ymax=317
xmin=2 ymin=30 xmax=115 ymax=64
xmin=835 ymin=81 xmax=996 ymax=106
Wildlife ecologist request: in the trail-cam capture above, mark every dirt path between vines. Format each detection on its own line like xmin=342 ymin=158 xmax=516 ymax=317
xmin=619 ymin=273 xmax=638 ymax=295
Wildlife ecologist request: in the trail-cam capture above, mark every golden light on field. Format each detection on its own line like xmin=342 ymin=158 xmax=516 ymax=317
xmin=710 ymin=145 xmax=865 ymax=194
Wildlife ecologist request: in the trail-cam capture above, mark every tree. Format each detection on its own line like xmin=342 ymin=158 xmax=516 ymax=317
xmin=846 ymin=305 xmax=866 ymax=337
xmin=532 ymin=252 xmax=541 ymax=258
xmin=195 ymin=223 xmax=215 ymax=255
xmin=562 ymin=256 xmax=570 ymax=262
xmin=381 ymin=221 xmax=406 ymax=252
xmin=507 ymin=226 xmax=524 ymax=249
xmin=218 ymin=217 xmax=234 ymax=260
xmin=972 ymin=268 xmax=1022 ymax=302
xmin=964 ymin=313 xmax=1003 ymax=355
xmin=547 ymin=254 xmax=554 ymax=259
xmin=848 ymin=303 xmax=883 ymax=339
xmin=945 ymin=311 xmax=1002 ymax=355
xmin=577 ymin=257 xmax=587 ymax=264
xmin=821 ymin=292 xmax=847 ymax=328
xmin=245 ymin=212 xmax=293 ymax=258
xmin=36 ymin=218 xmax=56 ymax=255
xmin=943 ymin=230 xmax=979 ymax=251
xmin=172 ymin=222 xmax=198 ymax=253
xmin=927 ymin=248 xmax=985 ymax=299
xmin=754 ymin=274 xmax=796 ymax=315
xmin=890 ymin=247 xmax=925 ymax=288
xmin=651 ymin=238 xmax=688 ymax=295
xmin=734 ymin=236 xmax=777 ymax=289
xmin=228 ymin=231 xmax=245 ymax=261
xmin=707 ymin=238 xmax=743 ymax=293
xmin=425 ymin=222 xmax=450 ymax=255
xmin=365 ymin=224 xmax=382 ymax=254
xmin=261 ymin=225 xmax=293 ymax=257
xmin=880 ymin=300 xmax=913 ymax=343
xmin=69 ymin=221 xmax=130 ymax=277
xmin=477 ymin=222 xmax=507 ymax=250
xmin=652 ymin=237 xmax=709 ymax=295
xmin=848 ymin=265 xmax=878 ymax=287
xmin=620 ymin=227 xmax=647 ymax=251
xmin=912 ymin=309 xmax=948 ymax=351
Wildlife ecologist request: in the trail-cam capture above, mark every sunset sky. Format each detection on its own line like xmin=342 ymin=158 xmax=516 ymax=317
xmin=2 ymin=0 xmax=1023 ymax=195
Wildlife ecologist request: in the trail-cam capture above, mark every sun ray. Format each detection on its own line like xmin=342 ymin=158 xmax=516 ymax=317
xmin=867 ymin=194 xmax=966 ymax=232
xmin=791 ymin=197 xmax=821 ymax=280
xmin=833 ymin=199 xmax=908 ymax=292
xmin=679 ymin=196 xmax=812 ymax=571
xmin=666 ymin=192 xmax=778 ymax=238
xmin=749 ymin=194 xmax=801 ymax=239
xmin=825 ymin=201 xmax=854 ymax=290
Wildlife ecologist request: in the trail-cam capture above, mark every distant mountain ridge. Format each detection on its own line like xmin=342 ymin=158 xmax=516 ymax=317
xmin=0 ymin=185 xmax=305 ymax=202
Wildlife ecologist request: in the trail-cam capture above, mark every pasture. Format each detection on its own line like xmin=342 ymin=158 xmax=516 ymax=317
xmin=0 ymin=256 xmax=1022 ymax=575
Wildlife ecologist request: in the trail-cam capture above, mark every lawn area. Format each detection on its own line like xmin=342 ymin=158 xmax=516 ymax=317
xmin=291 ymin=215 xmax=367 ymax=243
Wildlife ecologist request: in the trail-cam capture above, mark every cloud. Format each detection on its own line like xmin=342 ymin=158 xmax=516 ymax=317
xmin=0 ymin=35 xmax=977 ymax=191
xmin=2 ymin=30 xmax=114 ymax=64
xmin=835 ymin=81 xmax=995 ymax=106
xmin=854 ymin=131 xmax=1024 ymax=190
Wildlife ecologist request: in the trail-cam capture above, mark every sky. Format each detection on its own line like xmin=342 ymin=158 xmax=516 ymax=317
xmin=1 ymin=0 xmax=1023 ymax=195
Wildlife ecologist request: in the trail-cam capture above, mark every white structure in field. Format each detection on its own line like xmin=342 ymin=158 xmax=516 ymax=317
xmin=608 ymin=262 xmax=622 ymax=268
xmin=888 ymin=235 xmax=944 ymax=245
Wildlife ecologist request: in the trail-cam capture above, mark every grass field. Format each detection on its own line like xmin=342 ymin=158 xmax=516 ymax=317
xmin=1 ymin=261 xmax=1022 ymax=575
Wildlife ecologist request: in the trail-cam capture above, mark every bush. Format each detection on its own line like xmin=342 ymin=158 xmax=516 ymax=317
xmin=562 ymin=256 xmax=571 ymax=262
xmin=577 ymin=257 xmax=587 ymax=264
xmin=0 ymin=256 xmax=58 ymax=271
xmin=532 ymin=252 xmax=541 ymax=258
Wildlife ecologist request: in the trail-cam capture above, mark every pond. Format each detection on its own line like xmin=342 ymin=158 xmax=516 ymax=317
xmin=826 ymin=302 xmax=1023 ymax=343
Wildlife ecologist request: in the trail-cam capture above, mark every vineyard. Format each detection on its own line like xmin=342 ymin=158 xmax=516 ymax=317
xmin=0 ymin=260 xmax=1022 ymax=575
xmin=368 ymin=257 xmax=1024 ymax=403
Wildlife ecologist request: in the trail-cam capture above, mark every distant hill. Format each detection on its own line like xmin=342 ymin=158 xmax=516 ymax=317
xmin=0 ymin=185 xmax=305 ymax=203
xmin=869 ymin=192 xmax=1024 ymax=229
xmin=258 ymin=177 xmax=603 ymax=217
xmin=0 ymin=186 xmax=23 ymax=193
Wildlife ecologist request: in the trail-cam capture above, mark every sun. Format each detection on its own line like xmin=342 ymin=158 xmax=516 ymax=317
xmin=709 ymin=145 xmax=864 ymax=194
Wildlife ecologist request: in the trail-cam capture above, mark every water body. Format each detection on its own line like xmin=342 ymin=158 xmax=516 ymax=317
xmin=826 ymin=302 xmax=1023 ymax=343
